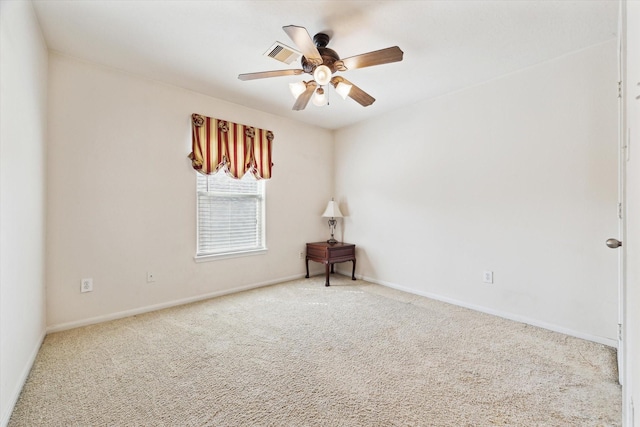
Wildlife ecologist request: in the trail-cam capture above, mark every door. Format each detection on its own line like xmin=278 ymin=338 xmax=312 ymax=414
xmin=610 ymin=0 xmax=626 ymax=386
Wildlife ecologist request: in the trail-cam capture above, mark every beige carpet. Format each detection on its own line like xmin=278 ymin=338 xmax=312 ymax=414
xmin=9 ymin=276 xmax=621 ymax=426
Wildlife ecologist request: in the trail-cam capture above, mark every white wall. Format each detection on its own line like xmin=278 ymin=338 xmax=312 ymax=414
xmin=334 ymin=40 xmax=619 ymax=345
xmin=0 ymin=1 xmax=48 ymax=425
xmin=46 ymin=54 xmax=333 ymax=329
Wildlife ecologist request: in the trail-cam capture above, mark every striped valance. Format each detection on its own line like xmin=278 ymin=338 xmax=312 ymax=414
xmin=188 ymin=114 xmax=273 ymax=179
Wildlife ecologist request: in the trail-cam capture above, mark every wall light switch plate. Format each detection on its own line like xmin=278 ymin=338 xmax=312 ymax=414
xmin=147 ymin=271 xmax=156 ymax=283
xmin=483 ymin=271 xmax=493 ymax=284
xmin=81 ymin=278 xmax=93 ymax=293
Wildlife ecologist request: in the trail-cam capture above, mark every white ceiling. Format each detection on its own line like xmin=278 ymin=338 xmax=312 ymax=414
xmin=32 ymin=0 xmax=618 ymax=130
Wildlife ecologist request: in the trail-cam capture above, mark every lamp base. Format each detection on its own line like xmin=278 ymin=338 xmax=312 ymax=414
xmin=327 ymin=218 xmax=338 ymax=245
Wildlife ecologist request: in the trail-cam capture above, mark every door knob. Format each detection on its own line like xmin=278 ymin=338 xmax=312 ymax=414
xmin=606 ymin=238 xmax=622 ymax=248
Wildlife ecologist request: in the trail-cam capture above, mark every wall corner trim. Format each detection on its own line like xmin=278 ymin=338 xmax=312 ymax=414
xmin=1 ymin=330 xmax=46 ymax=427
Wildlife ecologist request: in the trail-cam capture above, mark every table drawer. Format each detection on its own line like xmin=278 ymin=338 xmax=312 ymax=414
xmin=307 ymin=245 xmax=328 ymax=259
xmin=327 ymin=246 xmax=355 ymax=259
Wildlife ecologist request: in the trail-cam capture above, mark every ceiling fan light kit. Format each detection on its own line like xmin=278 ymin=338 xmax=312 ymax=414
xmin=239 ymin=25 xmax=403 ymax=111
xmin=335 ymin=81 xmax=352 ymax=100
xmin=289 ymin=81 xmax=307 ymax=99
xmin=312 ymin=64 xmax=332 ymax=86
xmin=312 ymin=87 xmax=328 ymax=106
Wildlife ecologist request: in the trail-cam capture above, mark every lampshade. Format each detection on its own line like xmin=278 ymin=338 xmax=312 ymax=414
xmin=313 ymin=65 xmax=332 ymax=86
xmin=289 ymin=81 xmax=307 ymax=99
xmin=335 ymin=81 xmax=352 ymax=100
xmin=322 ymin=199 xmax=343 ymax=218
xmin=312 ymin=87 xmax=328 ymax=106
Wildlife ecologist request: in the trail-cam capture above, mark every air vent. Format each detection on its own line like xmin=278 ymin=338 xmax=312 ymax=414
xmin=264 ymin=42 xmax=301 ymax=65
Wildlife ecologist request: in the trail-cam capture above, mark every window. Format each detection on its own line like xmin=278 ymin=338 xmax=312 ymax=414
xmin=196 ymin=171 xmax=266 ymax=259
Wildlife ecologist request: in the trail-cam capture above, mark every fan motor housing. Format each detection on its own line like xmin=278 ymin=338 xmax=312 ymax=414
xmin=301 ymin=48 xmax=341 ymax=74
xmin=301 ymin=33 xmax=342 ymax=74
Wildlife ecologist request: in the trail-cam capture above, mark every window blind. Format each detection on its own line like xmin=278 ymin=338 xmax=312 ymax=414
xmin=196 ymin=172 xmax=265 ymax=257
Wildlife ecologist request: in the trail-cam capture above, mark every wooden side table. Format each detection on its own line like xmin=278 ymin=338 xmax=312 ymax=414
xmin=305 ymin=242 xmax=356 ymax=286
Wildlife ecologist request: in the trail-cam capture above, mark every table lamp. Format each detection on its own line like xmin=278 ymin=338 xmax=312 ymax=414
xmin=322 ymin=198 xmax=343 ymax=244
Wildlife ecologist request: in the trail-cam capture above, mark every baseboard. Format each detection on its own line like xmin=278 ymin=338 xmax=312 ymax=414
xmin=354 ymin=273 xmax=618 ymax=348
xmin=47 ymin=274 xmax=305 ymax=333
xmin=1 ymin=329 xmax=46 ymax=427
xmin=46 ymin=269 xmax=618 ymax=346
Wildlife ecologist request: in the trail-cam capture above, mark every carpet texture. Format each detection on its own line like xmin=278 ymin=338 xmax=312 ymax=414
xmin=9 ymin=277 xmax=621 ymax=426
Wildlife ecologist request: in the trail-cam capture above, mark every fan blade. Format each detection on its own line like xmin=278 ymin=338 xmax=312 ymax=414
xmin=331 ymin=76 xmax=375 ymax=107
xmin=338 ymin=46 xmax=404 ymax=71
xmin=282 ymin=25 xmax=323 ymax=65
xmin=238 ymin=69 xmax=304 ymax=81
xmin=292 ymin=81 xmax=317 ymax=111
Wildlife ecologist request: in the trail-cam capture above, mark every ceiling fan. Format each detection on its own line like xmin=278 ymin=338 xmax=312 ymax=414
xmin=238 ymin=25 xmax=404 ymax=111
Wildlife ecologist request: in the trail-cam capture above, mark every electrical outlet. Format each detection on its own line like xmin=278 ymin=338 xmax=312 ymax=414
xmin=147 ymin=271 xmax=156 ymax=283
xmin=81 ymin=278 xmax=93 ymax=293
xmin=298 ymin=251 xmax=305 ymax=259
xmin=483 ymin=271 xmax=493 ymax=284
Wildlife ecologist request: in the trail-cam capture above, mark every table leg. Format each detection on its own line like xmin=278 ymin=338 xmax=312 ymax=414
xmin=330 ymin=263 xmax=335 ymax=274
xmin=325 ymin=263 xmax=330 ymax=286
xmin=351 ymin=259 xmax=356 ymax=280
xmin=305 ymin=257 xmax=310 ymax=278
